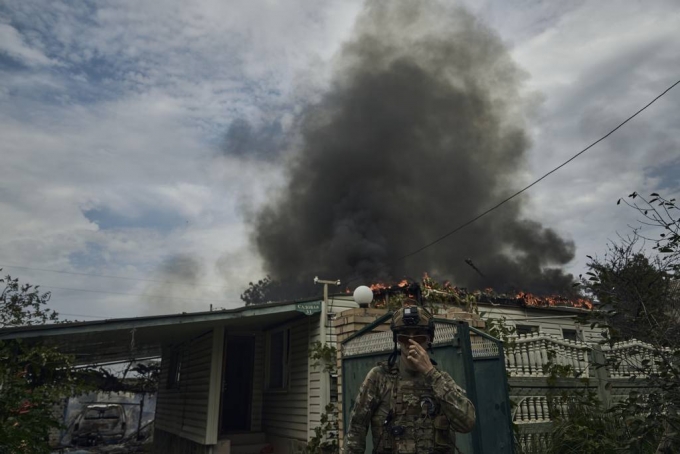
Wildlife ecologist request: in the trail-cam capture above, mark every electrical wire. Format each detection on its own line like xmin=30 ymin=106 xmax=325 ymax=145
xmin=394 ymin=79 xmax=680 ymax=264
xmin=344 ymin=78 xmax=680 ymax=288
xmin=39 ymin=284 xmax=242 ymax=305
xmin=0 ymin=263 xmax=231 ymax=290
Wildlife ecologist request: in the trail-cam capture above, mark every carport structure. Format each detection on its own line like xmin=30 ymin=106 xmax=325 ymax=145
xmin=0 ymin=298 xmax=359 ymax=454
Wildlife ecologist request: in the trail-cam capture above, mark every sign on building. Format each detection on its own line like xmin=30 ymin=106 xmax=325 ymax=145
xmin=295 ymin=301 xmax=322 ymax=315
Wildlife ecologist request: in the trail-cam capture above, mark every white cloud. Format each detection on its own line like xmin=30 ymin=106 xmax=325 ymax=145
xmin=0 ymin=22 xmax=53 ymax=66
xmin=499 ymin=0 xmax=680 ymax=277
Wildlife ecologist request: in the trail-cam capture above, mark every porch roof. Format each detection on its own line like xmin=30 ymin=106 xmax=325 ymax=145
xmin=0 ymin=299 xmax=319 ymax=365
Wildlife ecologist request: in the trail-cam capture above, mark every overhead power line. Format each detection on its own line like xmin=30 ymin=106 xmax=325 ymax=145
xmin=344 ymin=78 xmax=680 ymax=287
xmin=0 ymin=263 xmax=231 ymax=290
xmin=392 ymin=79 xmax=680 ymax=264
xmin=39 ymin=285 xmax=242 ymax=305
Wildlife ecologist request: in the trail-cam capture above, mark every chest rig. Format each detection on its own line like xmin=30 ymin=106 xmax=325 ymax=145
xmin=375 ymin=371 xmax=454 ymax=454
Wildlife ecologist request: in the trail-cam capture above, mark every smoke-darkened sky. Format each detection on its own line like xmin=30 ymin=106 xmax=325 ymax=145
xmin=1 ymin=0 xmax=677 ymax=317
xmin=253 ymin=1 xmax=576 ymax=295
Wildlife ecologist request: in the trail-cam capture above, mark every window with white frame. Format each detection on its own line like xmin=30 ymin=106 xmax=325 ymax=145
xmin=266 ymin=327 xmax=290 ymax=390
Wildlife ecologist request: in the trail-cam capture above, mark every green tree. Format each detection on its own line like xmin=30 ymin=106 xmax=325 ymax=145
xmin=579 ymin=193 xmax=680 ymax=453
xmin=0 ymin=275 xmax=57 ymax=327
xmin=240 ymin=275 xmax=284 ymax=305
xmin=0 ymin=273 xmax=88 ymax=454
xmin=584 ymin=240 xmax=677 ymax=344
xmin=240 ymin=275 xmax=309 ymax=306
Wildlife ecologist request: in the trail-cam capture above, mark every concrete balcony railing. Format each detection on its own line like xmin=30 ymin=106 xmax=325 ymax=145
xmin=499 ymin=333 xmax=674 ymax=452
xmin=512 ymin=396 xmax=551 ymax=423
xmin=505 ymin=333 xmax=592 ymax=378
xmin=601 ymin=339 xmax=671 ymax=378
xmin=504 ymin=333 xmax=672 ymax=379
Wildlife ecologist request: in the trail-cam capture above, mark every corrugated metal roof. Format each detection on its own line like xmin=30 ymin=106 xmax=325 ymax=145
xmin=0 ymin=298 xmax=320 ymax=364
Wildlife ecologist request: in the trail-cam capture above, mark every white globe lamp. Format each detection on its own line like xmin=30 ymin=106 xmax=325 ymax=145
xmin=353 ymin=285 xmax=374 ymax=308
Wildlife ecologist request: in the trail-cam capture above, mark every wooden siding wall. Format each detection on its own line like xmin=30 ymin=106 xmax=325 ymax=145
xmin=307 ymin=315 xmax=322 ymax=436
xmin=153 ymin=429 xmax=211 ymax=454
xmin=156 ymin=330 xmax=214 ymax=445
xmin=262 ymin=318 xmax=309 ymax=441
xmin=477 ymin=305 xmax=603 ymax=342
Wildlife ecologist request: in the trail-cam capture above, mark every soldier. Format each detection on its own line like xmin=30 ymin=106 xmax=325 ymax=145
xmin=344 ymin=302 xmax=476 ymax=454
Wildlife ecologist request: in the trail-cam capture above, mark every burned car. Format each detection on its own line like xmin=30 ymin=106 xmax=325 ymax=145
xmin=71 ymin=404 xmax=127 ymax=446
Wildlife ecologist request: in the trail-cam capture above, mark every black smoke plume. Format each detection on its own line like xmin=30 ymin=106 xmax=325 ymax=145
xmin=251 ymin=0 xmax=575 ymax=298
xmin=143 ymin=255 xmax=204 ymax=314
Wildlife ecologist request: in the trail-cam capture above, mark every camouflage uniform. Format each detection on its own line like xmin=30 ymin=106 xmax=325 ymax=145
xmin=344 ymin=307 xmax=476 ymax=454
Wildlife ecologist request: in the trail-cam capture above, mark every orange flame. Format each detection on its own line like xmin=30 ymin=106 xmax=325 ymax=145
xmin=369 ymin=279 xmax=408 ymax=291
xmin=362 ymin=275 xmax=594 ymax=311
xmin=516 ymin=291 xmax=593 ymax=310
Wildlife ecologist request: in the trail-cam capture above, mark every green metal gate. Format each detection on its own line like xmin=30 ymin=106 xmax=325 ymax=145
xmin=341 ymin=316 xmax=513 ymax=454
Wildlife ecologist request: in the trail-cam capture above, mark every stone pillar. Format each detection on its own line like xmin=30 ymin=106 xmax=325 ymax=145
xmin=333 ymin=307 xmax=389 ymax=451
xmin=590 ymin=344 xmax=611 ymax=409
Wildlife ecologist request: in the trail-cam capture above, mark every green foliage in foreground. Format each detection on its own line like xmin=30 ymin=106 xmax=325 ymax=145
xmin=518 ymin=192 xmax=680 ymax=454
xmin=550 ymin=395 xmax=658 ymax=454
xmin=0 ymin=339 xmax=86 ymax=454
xmin=0 ymin=273 xmax=90 ymax=454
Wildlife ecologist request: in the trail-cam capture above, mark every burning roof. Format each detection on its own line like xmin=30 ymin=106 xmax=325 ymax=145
xmin=358 ymin=273 xmax=593 ymax=311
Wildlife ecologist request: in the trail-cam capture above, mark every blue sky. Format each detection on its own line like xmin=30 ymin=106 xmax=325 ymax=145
xmin=0 ymin=0 xmax=678 ymax=320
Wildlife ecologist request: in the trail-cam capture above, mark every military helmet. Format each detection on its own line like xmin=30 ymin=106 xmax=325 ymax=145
xmin=391 ymin=302 xmax=435 ymax=341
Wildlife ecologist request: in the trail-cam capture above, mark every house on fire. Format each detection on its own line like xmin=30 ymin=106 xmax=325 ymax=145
xmin=0 ymin=293 xmax=600 ymax=454
xmin=472 ymin=295 xmax=601 ymax=342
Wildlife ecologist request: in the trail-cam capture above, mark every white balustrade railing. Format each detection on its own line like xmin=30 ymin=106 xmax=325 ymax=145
xmin=516 ymin=432 xmax=551 ymax=453
xmin=504 ymin=333 xmax=673 ymax=379
xmin=505 ymin=333 xmax=671 ymax=378
xmin=512 ymin=396 xmax=551 ymax=423
xmin=601 ymin=340 xmax=671 ymax=378
xmin=509 ymin=336 xmax=674 ymax=448
xmin=505 ymin=333 xmax=592 ymax=378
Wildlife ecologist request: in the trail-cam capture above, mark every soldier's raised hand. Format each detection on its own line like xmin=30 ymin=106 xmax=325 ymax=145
xmin=407 ymin=339 xmax=434 ymax=375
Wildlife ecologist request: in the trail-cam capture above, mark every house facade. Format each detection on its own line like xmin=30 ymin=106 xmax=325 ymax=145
xmin=472 ymin=299 xmax=602 ymax=342
xmin=0 ymin=293 xmax=602 ymax=454
xmin=149 ymin=296 xmax=366 ymax=454
xmin=149 ymin=295 xmax=601 ymax=453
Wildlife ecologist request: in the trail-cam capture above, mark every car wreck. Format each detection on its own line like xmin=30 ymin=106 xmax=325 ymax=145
xmin=71 ymin=404 xmax=127 ymax=447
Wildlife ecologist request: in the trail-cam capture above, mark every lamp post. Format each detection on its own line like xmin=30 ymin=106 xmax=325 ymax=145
xmin=313 ymin=276 xmax=341 ymax=346
xmin=353 ymin=285 xmax=374 ymax=308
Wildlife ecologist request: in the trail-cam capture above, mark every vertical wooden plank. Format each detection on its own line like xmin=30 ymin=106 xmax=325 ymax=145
xmin=206 ymin=326 xmax=224 ymax=444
